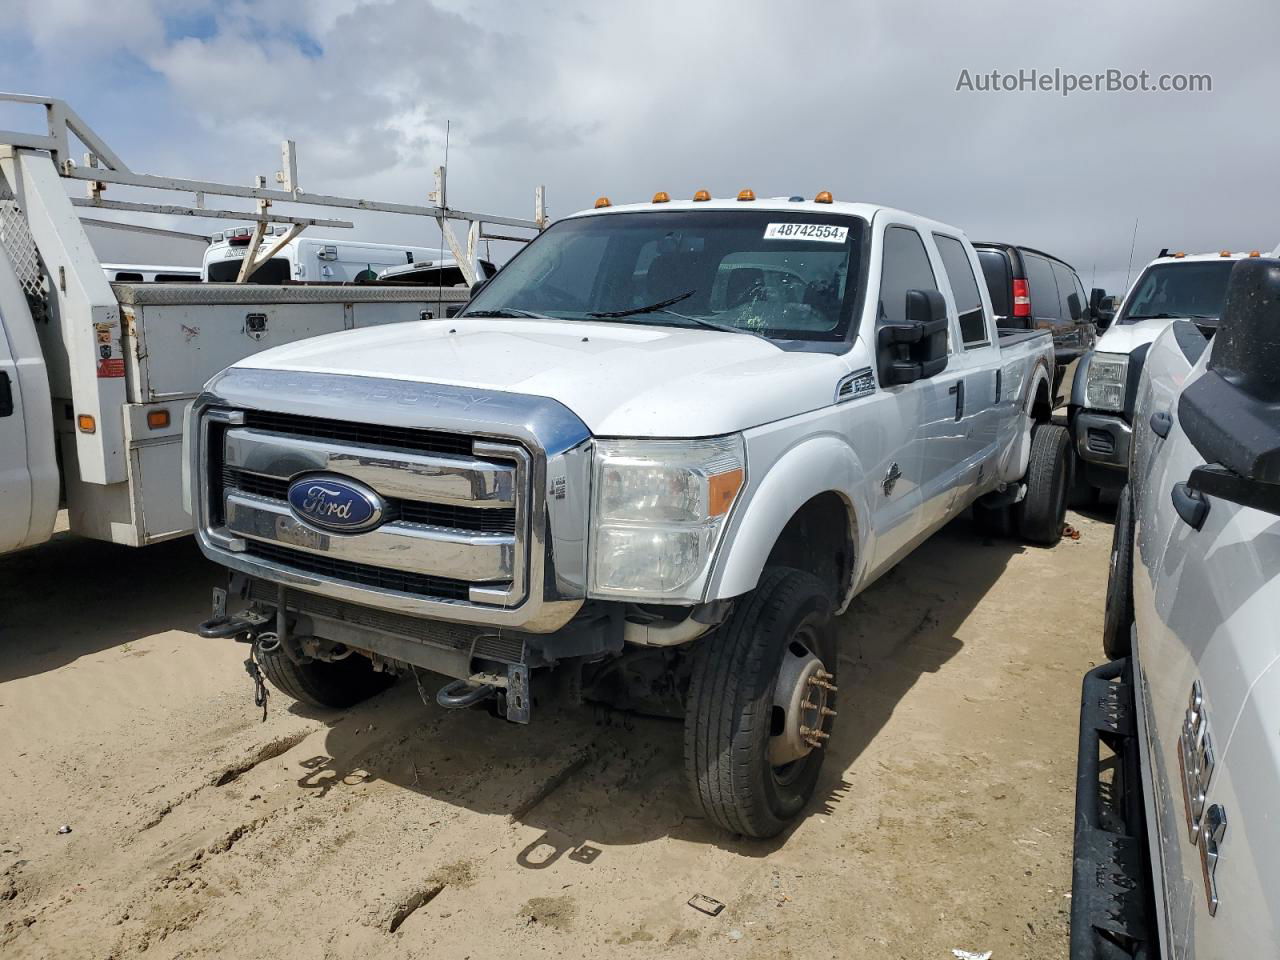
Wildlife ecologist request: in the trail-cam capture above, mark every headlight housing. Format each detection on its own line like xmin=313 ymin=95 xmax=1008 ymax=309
xmin=589 ymin=436 xmax=746 ymax=602
xmin=1085 ymin=352 xmax=1129 ymax=412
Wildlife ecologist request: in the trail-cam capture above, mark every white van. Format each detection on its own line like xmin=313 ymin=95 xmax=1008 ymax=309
xmin=202 ymin=229 xmax=446 ymax=284
xmin=101 ymin=263 xmax=201 ymax=283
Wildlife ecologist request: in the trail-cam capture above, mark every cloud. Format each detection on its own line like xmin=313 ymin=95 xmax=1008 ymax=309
xmin=1 ymin=0 xmax=1278 ymax=287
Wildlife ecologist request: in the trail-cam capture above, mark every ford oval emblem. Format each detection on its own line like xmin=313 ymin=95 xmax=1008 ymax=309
xmin=286 ymin=475 xmax=385 ymax=533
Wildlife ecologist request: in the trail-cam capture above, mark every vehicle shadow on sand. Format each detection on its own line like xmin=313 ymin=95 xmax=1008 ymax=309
xmin=303 ymin=514 xmax=1028 ymax=857
xmin=0 ymin=529 xmax=220 ymax=684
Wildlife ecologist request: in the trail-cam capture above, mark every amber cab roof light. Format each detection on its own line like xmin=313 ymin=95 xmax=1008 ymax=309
xmin=594 ymin=196 xmax=611 ymax=209
xmin=693 ymin=189 xmax=711 ymax=202
xmin=652 ymin=191 xmax=671 ymax=203
xmin=814 ymin=190 xmax=834 ymax=204
xmin=1250 ymin=250 xmax=1262 ymax=257
xmin=737 ymin=188 xmax=755 ymax=201
xmin=1220 ymin=250 xmax=1232 ymax=257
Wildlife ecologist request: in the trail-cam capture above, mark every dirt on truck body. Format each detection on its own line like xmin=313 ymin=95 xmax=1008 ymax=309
xmin=0 ymin=509 xmax=1106 ymax=959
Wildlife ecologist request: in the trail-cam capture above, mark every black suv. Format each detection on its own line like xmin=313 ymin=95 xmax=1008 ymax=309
xmin=974 ymin=242 xmax=1109 ymax=395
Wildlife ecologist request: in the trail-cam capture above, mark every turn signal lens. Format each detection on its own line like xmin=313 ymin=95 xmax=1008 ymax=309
xmin=693 ymin=189 xmax=711 ymax=202
xmin=737 ymin=188 xmax=755 ymax=201
xmin=708 ymin=468 xmax=745 ymax=517
xmin=814 ymin=190 xmax=834 ymax=204
xmin=594 ymin=196 xmax=611 ymax=209
xmin=652 ymin=191 xmax=670 ymax=203
xmin=146 ymin=409 xmax=171 ymax=430
xmin=77 ymin=414 xmax=96 ymax=434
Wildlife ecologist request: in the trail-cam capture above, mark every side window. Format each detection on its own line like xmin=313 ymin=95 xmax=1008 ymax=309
xmin=1023 ymin=254 xmax=1061 ymax=323
xmin=935 ymin=234 xmax=990 ymax=347
xmin=878 ymin=226 xmax=938 ymax=326
xmin=1051 ymin=262 xmax=1081 ymax=322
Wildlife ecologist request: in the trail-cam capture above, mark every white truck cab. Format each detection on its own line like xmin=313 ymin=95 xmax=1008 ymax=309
xmin=192 ymin=190 xmax=1064 ymax=837
xmin=101 ymin=263 xmax=200 ymax=283
xmin=202 ymin=232 xmax=448 ymax=284
xmin=1073 ymin=256 xmax=1280 ymax=958
xmin=1070 ymin=249 xmax=1267 ymax=497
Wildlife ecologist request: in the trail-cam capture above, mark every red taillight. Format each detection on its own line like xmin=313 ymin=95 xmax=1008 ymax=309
xmin=228 ymin=235 xmax=252 ymax=247
xmin=1012 ymin=278 xmax=1031 ymax=317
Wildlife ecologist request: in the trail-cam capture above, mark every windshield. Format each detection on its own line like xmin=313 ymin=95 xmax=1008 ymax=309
xmin=463 ymin=210 xmax=867 ymax=343
xmin=1118 ymin=260 xmax=1236 ymax=323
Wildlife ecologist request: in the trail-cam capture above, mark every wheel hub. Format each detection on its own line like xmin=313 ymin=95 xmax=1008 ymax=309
xmin=769 ymin=637 xmax=837 ymax=767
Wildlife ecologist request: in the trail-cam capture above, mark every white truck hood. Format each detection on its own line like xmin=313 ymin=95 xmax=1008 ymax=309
xmin=232 ymin=317 xmax=847 ymax=437
xmin=1094 ymin=316 xmax=1191 ymax=355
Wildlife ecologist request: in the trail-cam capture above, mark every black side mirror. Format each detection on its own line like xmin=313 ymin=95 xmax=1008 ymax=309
xmin=1180 ymin=257 xmax=1280 ymax=516
xmin=877 ymin=289 xmax=949 ymax=387
xmin=468 ymin=276 xmax=492 ymax=300
xmin=1067 ymin=291 xmax=1083 ymax=322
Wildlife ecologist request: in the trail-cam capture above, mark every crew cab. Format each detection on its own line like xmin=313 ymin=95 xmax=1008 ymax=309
xmin=1072 ymin=257 xmax=1280 ymax=957
xmin=191 ymin=191 xmax=1064 ymax=837
xmin=1069 ymin=249 xmax=1263 ymax=499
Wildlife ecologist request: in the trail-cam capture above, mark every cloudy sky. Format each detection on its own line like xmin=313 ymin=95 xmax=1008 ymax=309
xmin=1 ymin=0 xmax=1276 ymax=293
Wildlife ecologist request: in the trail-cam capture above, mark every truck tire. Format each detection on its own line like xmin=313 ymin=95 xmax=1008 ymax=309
xmin=684 ymin=566 xmax=836 ymax=839
xmin=1017 ymin=423 xmax=1070 ymax=545
xmin=258 ymin=645 xmax=394 ymax=710
xmin=1102 ymin=484 xmax=1136 ymax=659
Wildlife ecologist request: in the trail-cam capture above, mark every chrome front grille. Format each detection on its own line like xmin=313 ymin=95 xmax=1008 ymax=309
xmin=193 ymin=369 xmax=592 ymax=633
xmin=207 ymin=417 xmax=529 ymax=609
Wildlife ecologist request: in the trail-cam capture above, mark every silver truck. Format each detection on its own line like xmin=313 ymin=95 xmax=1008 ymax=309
xmin=1071 ymin=256 xmax=1280 ymax=957
xmin=191 ymin=191 xmax=1065 ymax=838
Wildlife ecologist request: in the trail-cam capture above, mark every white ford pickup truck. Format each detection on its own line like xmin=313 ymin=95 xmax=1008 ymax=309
xmin=190 ymin=192 xmax=1062 ymax=837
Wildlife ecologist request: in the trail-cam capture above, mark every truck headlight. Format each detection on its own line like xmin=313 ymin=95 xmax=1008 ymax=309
xmin=1085 ymin=352 xmax=1129 ymax=413
xmin=589 ymin=436 xmax=746 ymax=601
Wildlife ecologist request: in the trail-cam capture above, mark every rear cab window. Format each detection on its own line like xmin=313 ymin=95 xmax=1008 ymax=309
xmin=1051 ymin=261 xmax=1082 ymax=322
xmin=1022 ymin=254 xmax=1062 ymax=324
xmin=935 ymin=234 xmax=991 ymax=347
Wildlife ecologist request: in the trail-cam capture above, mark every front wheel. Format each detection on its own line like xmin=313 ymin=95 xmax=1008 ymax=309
xmin=684 ymin=567 xmax=836 ymax=839
xmin=1017 ymin=422 xmax=1071 ymax=545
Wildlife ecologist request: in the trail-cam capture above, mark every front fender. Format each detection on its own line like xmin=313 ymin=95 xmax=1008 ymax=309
xmin=707 ymin=434 xmax=870 ymax=608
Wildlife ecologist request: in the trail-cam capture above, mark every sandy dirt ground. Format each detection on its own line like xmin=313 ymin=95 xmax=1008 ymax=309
xmin=1 ymin=507 xmax=1111 ymax=960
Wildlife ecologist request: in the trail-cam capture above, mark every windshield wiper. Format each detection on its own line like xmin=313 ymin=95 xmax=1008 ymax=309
xmin=1126 ymin=311 xmax=1213 ymax=320
xmin=462 ymin=308 xmax=546 ymax=319
xmin=588 ymin=291 xmax=695 ymax=318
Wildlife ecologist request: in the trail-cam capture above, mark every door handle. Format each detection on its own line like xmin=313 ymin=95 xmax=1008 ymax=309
xmin=0 ymin=372 xmax=12 ymax=418
xmin=948 ymin=379 xmax=965 ymax=421
xmin=1150 ymin=410 xmax=1172 ymax=438
xmin=1172 ymin=481 xmax=1209 ymax=530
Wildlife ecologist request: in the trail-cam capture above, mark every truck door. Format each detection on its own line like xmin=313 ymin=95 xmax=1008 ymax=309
xmin=0 ymin=248 xmax=58 ymax=554
xmin=932 ymin=234 xmax=1001 ymax=508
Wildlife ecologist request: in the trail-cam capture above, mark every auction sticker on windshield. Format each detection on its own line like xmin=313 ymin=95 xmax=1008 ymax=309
xmin=763 ymin=223 xmax=849 ymax=243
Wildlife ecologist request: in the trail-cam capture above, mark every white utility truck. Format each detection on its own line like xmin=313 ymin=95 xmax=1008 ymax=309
xmin=203 ymin=231 xmax=448 ymax=284
xmin=1069 ymin=248 xmax=1270 ymax=499
xmin=1073 ymin=257 xmax=1280 ymax=958
xmin=0 ymin=92 xmax=543 ymax=556
xmin=192 ymin=189 xmax=1064 ymax=837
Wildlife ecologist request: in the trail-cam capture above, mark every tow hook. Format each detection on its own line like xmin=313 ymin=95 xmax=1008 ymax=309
xmin=430 ymin=664 xmax=532 ymax=724
xmin=197 ymin=587 xmax=271 ymax=641
xmin=435 ymin=680 xmax=498 ymax=710
xmin=243 ymin=634 xmax=274 ymax=722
